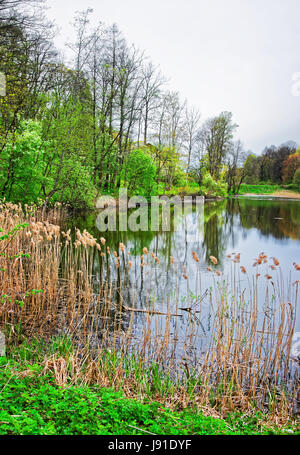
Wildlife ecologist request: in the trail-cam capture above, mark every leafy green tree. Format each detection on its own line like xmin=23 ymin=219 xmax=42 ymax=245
xmin=0 ymin=119 xmax=45 ymax=202
xmin=126 ymin=149 xmax=156 ymax=198
xmin=293 ymin=168 xmax=300 ymax=188
xmin=243 ymin=154 xmax=261 ymax=184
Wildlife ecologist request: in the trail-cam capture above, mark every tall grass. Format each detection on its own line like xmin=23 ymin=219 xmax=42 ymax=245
xmin=0 ymin=201 xmax=299 ymax=422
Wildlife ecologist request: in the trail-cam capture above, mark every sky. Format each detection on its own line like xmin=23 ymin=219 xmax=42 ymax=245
xmin=45 ymin=0 xmax=300 ymax=155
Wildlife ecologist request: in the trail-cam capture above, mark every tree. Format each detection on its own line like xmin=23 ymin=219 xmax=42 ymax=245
xmin=243 ymin=154 xmax=261 ymax=184
xmin=293 ymin=168 xmax=300 ymax=187
xmin=282 ymin=149 xmax=300 ymax=183
xmin=226 ymin=139 xmax=247 ymax=194
xmin=126 ymin=149 xmax=156 ymax=198
xmin=197 ymin=111 xmax=238 ymax=180
xmin=183 ymin=105 xmax=201 ymax=171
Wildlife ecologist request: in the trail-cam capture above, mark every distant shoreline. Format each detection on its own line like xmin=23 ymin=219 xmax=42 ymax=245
xmin=237 ymin=190 xmax=300 ymax=200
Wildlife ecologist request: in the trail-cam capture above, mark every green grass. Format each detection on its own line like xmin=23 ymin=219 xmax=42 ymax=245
xmin=0 ymin=355 xmax=298 ymax=435
xmin=237 ymin=184 xmax=282 ymax=195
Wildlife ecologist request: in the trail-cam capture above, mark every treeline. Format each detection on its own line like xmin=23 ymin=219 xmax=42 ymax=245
xmin=0 ymin=0 xmax=299 ymax=208
xmin=243 ymin=144 xmax=300 ymax=186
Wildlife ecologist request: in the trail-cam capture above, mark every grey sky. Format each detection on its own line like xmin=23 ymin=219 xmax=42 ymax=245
xmin=46 ymin=0 xmax=300 ymax=154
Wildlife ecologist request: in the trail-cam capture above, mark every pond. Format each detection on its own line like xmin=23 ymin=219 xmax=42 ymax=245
xmin=66 ymin=197 xmax=300 ymax=365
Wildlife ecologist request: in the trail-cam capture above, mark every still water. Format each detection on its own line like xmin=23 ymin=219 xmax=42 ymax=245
xmin=68 ymin=197 xmax=300 ymax=357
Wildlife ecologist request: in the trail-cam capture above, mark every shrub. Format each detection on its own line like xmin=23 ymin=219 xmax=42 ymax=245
xmin=199 ymin=173 xmax=227 ymax=198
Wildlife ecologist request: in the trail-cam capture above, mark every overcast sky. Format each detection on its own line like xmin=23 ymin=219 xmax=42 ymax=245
xmin=46 ymin=0 xmax=300 ymax=154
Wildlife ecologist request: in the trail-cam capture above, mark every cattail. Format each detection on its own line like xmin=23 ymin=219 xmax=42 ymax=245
xmin=209 ymin=255 xmax=218 ymax=265
xmin=272 ymin=257 xmax=280 ymax=266
xmin=192 ymin=251 xmax=199 ymax=262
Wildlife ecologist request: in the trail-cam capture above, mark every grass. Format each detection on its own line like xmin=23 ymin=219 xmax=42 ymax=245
xmin=238 ymin=184 xmax=282 ymax=195
xmin=0 ymin=201 xmax=299 ymax=432
xmin=0 ymin=355 xmax=298 ymax=435
xmin=237 ymin=183 xmax=300 ymax=195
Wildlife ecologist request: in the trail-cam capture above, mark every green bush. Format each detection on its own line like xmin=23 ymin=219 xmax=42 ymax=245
xmin=199 ymin=173 xmax=227 ymax=198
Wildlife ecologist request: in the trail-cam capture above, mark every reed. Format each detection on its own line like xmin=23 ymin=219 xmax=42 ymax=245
xmin=0 ymin=202 xmax=298 ymax=423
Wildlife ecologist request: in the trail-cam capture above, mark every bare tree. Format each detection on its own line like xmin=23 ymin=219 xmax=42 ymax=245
xmin=183 ymin=105 xmax=201 ymax=171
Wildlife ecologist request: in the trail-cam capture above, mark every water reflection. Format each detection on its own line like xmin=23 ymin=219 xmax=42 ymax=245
xmin=68 ymin=197 xmax=300 ymax=337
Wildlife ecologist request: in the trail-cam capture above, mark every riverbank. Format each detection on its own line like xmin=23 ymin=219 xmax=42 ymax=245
xmin=0 ymin=350 xmax=298 ymax=435
xmin=239 ymin=190 xmax=300 ymax=200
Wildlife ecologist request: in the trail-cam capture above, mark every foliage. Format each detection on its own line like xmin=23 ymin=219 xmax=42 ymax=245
xmin=293 ymin=168 xmax=300 ymax=187
xmin=126 ymin=149 xmax=156 ymax=198
xmin=0 ymin=356 xmax=297 ymax=435
xmin=282 ymin=150 xmax=300 ymax=184
xmin=199 ymin=172 xmax=228 ymax=198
